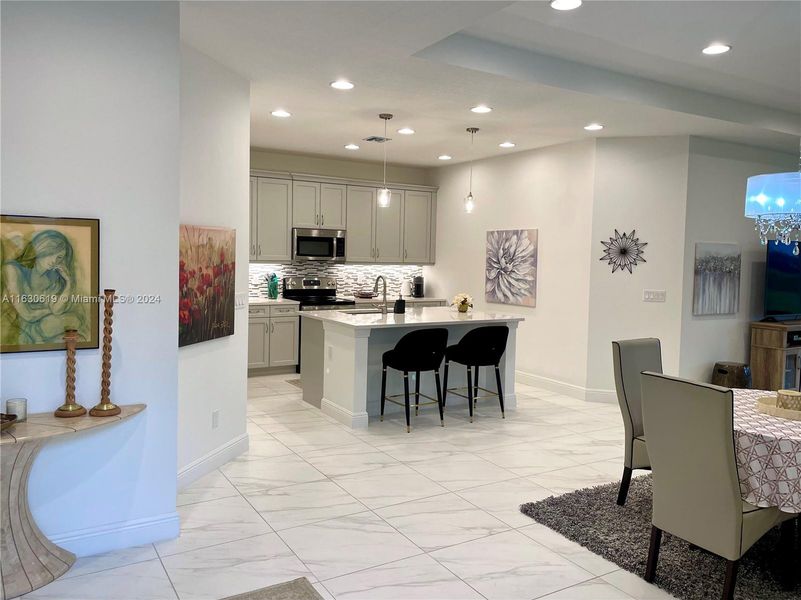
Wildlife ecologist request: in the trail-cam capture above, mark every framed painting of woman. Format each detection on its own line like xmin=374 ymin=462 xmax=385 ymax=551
xmin=1 ymin=215 xmax=100 ymax=353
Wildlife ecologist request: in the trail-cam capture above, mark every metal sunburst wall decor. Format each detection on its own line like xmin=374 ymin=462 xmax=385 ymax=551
xmin=600 ymin=229 xmax=647 ymax=274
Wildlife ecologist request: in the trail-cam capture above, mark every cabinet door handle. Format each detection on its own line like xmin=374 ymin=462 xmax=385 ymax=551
xmin=376 ymin=248 xmax=380 ymax=259
xmin=270 ymin=321 xmax=274 ymax=334
xmin=258 ymin=244 xmax=261 ymax=255
xmin=404 ymin=249 xmax=408 ymax=259
xmin=321 ymin=214 xmax=324 ymax=226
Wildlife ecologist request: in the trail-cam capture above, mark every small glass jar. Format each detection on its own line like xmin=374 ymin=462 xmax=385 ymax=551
xmin=6 ymin=398 xmax=27 ymax=422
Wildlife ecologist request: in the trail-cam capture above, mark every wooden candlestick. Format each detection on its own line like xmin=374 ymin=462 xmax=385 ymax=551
xmin=55 ymin=329 xmax=86 ymax=417
xmin=90 ymin=289 xmax=121 ymax=417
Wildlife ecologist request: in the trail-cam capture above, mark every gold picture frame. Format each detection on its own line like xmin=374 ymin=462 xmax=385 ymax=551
xmin=1 ymin=215 xmax=100 ymax=353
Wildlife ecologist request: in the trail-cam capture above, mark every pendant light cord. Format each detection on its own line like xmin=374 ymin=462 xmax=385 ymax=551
xmin=383 ymin=118 xmax=388 ymax=188
xmin=469 ymin=130 xmax=474 ymax=195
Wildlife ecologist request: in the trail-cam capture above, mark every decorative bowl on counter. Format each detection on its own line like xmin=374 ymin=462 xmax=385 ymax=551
xmin=354 ymin=291 xmax=378 ymax=299
xmin=1 ymin=413 xmax=18 ymax=431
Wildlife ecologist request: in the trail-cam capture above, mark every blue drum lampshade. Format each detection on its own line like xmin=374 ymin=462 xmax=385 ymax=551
xmin=744 ymin=171 xmax=800 ymax=247
xmin=744 ymin=172 xmax=800 ymax=218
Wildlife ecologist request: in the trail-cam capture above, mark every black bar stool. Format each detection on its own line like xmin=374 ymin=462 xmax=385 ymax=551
xmin=381 ymin=328 xmax=448 ymax=433
xmin=442 ymin=326 xmax=509 ymax=422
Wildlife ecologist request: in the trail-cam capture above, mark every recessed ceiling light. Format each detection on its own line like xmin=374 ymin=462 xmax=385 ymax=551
xmin=470 ymin=104 xmax=492 ymax=114
xmin=499 ymin=141 xmax=516 ymax=148
xmin=584 ymin=123 xmax=604 ymax=131
xmin=438 ymin=155 xmax=452 ymax=161
xmin=330 ymin=79 xmax=354 ymax=90
xmin=344 ymin=143 xmax=359 ymax=150
xmin=702 ymin=43 xmax=731 ymax=55
xmin=271 ymin=109 xmax=291 ymax=118
xmin=550 ymin=0 xmax=582 ymax=10
xmin=397 ymin=127 xmax=415 ymax=135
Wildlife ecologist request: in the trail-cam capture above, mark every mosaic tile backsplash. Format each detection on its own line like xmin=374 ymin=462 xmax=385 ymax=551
xmin=249 ymin=263 xmax=423 ymax=298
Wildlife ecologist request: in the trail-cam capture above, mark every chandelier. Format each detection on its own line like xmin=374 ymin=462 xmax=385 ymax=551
xmin=744 ymin=166 xmax=800 ymax=252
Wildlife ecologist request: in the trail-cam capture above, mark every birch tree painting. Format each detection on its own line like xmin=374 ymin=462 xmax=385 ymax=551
xmin=693 ymin=243 xmax=741 ymax=316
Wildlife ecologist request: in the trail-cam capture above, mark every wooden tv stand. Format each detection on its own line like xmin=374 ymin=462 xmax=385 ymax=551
xmin=750 ymin=320 xmax=801 ymax=391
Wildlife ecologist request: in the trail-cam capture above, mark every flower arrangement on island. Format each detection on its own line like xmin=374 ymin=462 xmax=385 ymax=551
xmin=452 ymin=293 xmax=473 ymax=313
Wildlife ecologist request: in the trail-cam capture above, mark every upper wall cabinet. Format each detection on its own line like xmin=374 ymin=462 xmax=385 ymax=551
xmin=292 ymin=181 xmax=347 ymax=229
xmin=375 ymin=189 xmax=404 ymax=263
xmin=345 ymin=186 xmax=376 ymax=262
xmin=250 ymin=170 xmax=436 ymax=265
xmin=320 ymin=183 xmax=346 ymax=229
xmin=403 ymin=190 xmax=432 ymax=264
xmin=252 ymin=177 xmax=292 ymax=262
xmin=345 ymin=186 xmax=435 ymax=264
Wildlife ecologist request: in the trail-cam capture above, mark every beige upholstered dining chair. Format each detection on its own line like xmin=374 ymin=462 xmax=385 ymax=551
xmin=611 ymin=338 xmax=662 ymax=505
xmin=640 ymin=372 xmax=797 ymax=600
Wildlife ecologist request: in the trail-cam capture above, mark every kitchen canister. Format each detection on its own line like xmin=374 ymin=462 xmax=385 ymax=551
xmin=6 ymin=398 xmax=27 ymax=422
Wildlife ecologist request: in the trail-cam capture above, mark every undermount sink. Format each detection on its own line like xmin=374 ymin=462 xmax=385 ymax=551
xmin=339 ymin=308 xmax=385 ymax=315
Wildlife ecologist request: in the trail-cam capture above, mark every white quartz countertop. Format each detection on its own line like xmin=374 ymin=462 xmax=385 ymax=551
xmin=301 ymin=306 xmax=524 ymax=329
xmin=248 ymin=296 xmax=300 ymax=306
xmin=344 ymin=296 xmax=447 ymax=304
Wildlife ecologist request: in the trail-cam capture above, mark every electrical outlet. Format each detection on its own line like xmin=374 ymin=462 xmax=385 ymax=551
xmin=643 ymin=289 xmax=667 ymax=303
xmin=211 ymin=410 xmax=219 ymax=429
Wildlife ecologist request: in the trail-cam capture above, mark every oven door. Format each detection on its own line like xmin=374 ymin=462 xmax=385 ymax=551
xmin=292 ymin=228 xmax=345 ymax=262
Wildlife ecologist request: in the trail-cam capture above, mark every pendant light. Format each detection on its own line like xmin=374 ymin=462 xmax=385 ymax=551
xmin=464 ymin=127 xmax=479 ymax=214
xmin=377 ymin=113 xmax=393 ymax=208
xmin=744 ymin=139 xmax=800 ymax=252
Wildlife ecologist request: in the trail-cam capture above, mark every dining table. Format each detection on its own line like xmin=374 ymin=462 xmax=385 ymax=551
xmin=733 ymin=389 xmax=801 ymax=514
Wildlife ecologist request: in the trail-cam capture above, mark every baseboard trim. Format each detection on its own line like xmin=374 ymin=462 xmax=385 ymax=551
xmin=515 ymin=370 xmax=616 ymax=404
xmin=50 ymin=511 xmax=180 ymax=558
xmin=177 ymin=433 xmax=249 ymax=490
xmin=321 ymin=398 xmax=369 ymax=429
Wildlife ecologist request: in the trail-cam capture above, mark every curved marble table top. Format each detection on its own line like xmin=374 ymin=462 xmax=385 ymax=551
xmin=0 ymin=404 xmax=146 ymax=599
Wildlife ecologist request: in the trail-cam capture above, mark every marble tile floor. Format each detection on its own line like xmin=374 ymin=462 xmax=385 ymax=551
xmin=23 ymin=373 xmax=672 ymax=600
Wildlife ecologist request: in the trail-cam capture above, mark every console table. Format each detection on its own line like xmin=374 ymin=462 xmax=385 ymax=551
xmin=751 ymin=320 xmax=801 ymax=391
xmin=0 ymin=404 xmax=146 ymax=599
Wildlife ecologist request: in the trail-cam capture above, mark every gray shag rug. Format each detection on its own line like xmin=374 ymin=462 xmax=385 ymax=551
xmin=223 ymin=577 xmax=322 ymax=600
xmin=520 ymin=476 xmax=800 ymax=600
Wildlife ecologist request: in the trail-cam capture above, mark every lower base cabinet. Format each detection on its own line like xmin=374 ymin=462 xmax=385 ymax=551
xmin=268 ymin=316 xmax=300 ymax=367
xmin=248 ymin=319 xmax=270 ymax=369
xmin=248 ymin=308 xmax=299 ymax=369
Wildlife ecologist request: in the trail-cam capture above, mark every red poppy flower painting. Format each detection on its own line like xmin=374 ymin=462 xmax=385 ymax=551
xmin=178 ymin=225 xmax=235 ymax=347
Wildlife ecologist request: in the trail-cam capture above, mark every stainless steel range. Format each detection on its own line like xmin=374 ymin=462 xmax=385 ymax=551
xmin=282 ymin=277 xmax=355 ymax=372
xmin=282 ymin=276 xmax=356 ymax=311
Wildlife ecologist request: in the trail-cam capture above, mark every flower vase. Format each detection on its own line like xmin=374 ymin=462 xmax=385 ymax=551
xmin=458 ymin=304 xmax=469 ymax=313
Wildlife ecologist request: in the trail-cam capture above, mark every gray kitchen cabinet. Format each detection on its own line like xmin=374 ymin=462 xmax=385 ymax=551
xmin=268 ymin=316 xmax=300 ymax=367
xmin=292 ymin=181 xmax=319 ymax=228
xmin=254 ymin=177 xmax=292 ymax=262
xmin=375 ymin=189 xmax=404 ymax=263
xmin=402 ymin=190 xmax=431 ymax=264
xmin=247 ymin=318 xmax=269 ymax=369
xmin=346 ymin=186 xmax=376 ymax=262
xmin=320 ymin=183 xmax=346 ymax=228
xmin=249 ymin=177 xmax=258 ymax=260
xmin=248 ymin=307 xmax=299 ymax=370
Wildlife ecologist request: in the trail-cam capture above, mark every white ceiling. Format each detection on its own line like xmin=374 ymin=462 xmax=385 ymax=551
xmin=181 ymin=1 xmax=800 ymax=167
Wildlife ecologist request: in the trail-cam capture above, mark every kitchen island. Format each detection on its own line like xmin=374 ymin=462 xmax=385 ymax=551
xmin=300 ymin=307 xmax=524 ymax=428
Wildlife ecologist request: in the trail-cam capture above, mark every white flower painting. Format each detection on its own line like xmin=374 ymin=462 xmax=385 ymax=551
xmin=485 ymin=229 xmax=538 ymax=307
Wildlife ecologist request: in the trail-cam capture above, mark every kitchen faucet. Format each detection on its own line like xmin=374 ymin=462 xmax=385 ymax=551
xmin=373 ymin=276 xmax=388 ymax=314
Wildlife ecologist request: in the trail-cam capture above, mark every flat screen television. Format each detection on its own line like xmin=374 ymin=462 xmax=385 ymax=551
xmin=764 ymin=243 xmax=801 ymax=320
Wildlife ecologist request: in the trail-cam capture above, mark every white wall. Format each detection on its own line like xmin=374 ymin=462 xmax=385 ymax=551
xmin=585 ymin=137 xmax=690 ymax=392
xmin=1 ymin=1 xmax=180 ymax=555
xmin=679 ymin=137 xmax=797 ymax=380
xmin=425 ymin=142 xmax=596 ymax=389
xmin=178 ymin=45 xmax=251 ymax=486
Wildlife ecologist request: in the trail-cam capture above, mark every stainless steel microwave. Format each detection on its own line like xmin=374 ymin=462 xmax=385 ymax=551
xmin=292 ymin=228 xmax=346 ymax=262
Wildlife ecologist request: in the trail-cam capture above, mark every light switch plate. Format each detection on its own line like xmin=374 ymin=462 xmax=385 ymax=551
xmin=643 ymin=289 xmax=667 ymax=303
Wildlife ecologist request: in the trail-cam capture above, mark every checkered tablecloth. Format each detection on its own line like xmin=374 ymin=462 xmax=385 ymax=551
xmin=734 ymin=389 xmax=801 ymax=513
